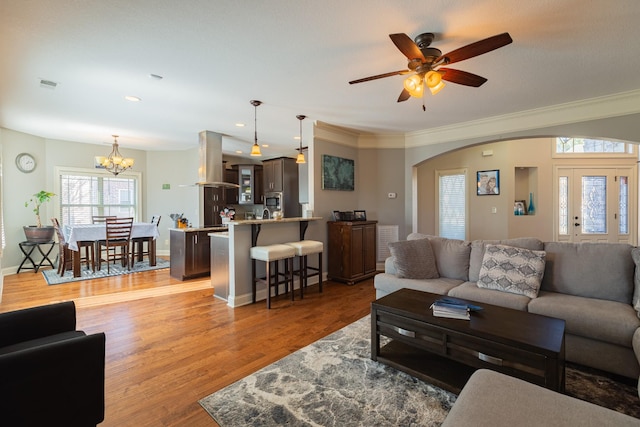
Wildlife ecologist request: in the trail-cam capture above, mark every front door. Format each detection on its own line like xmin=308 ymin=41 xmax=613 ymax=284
xmin=555 ymin=167 xmax=635 ymax=244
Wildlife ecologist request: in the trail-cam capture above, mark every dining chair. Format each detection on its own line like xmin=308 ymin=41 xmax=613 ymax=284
xmin=131 ymin=216 xmax=161 ymax=265
xmin=91 ymin=215 xmax=116 ymax=224
xmin=97 ymin=217 xmax=134 ymax=272
xmin=51 ymin=218 xmax=94 ymax=275
xmin=92 ymin=215 xmax=116 ymax=264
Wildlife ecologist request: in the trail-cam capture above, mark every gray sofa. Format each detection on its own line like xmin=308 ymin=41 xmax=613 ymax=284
xmin=374 ymin=234 xmax=640 ymax=390
xmin=443 ymin=369 xmax=640 ymax=426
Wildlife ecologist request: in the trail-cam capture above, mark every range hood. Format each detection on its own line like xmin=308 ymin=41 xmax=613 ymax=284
xmin=196 ymin=130 xmax=240 ymax=188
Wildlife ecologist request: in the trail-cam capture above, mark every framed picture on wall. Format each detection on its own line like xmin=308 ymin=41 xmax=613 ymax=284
xmin=477 ymin=169 xmax=500 ymax=195
xmin=322 ymin=155 xmax=355 ymax=191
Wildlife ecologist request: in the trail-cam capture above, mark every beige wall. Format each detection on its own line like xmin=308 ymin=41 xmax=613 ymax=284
xmin=415 ymin=137 xmax=637 ymax=241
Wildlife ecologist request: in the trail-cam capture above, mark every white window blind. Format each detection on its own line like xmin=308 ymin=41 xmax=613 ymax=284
xmin=438 ymin=171 xmax=466 ymax=240
xmin=56 ymin=167 xmax=140 ymax=225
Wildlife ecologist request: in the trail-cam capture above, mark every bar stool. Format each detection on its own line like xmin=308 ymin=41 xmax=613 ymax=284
xmin=250 ymin=244 xmax=296 ymax=309
xmin=285 ymin=240 xmax=323 ymax=299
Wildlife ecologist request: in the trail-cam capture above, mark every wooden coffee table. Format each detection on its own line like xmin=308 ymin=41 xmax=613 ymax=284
xmin=371 ymin=289 xmax=565 ymax=394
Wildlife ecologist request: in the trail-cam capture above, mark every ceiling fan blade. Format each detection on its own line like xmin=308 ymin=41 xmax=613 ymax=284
xmin=397 ymin=89 xmax=411 ymax=102
xmin=389 ymin=33 xmax=426 ymax=62
xmin=436 ymin=32 xmax=512 ymax=65
xmin=439 ymin=68 xmax=488 ymax=87
xmin=349 ymin=70 xmax=410 ymax=85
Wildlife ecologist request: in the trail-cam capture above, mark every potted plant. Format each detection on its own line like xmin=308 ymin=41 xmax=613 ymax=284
xmin=24 ymin=190 xmax=56 ymax=242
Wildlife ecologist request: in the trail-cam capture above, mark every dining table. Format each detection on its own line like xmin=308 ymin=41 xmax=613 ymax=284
xmin=63 ymin=223 xmax=160 ymax=277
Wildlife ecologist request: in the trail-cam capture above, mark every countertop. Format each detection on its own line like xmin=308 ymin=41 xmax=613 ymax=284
xmin=208 ymin=231 xmax=229 ymax=238
xmin=228 ymin=217 xmax=322 ymax=225
xmin=169 ymin=226 xmax=229 ymax=232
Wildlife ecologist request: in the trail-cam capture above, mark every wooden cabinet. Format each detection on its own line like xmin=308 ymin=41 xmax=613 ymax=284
xmin=327 ymin=220 xmax=377 ymax=284
xmin=263 ymin=157 xmax=297 ymax=193
xmin=170 ymin=229 xmax=211 ymax=280
xmin=204 ymin=187 xmax=224 ymax=225
xmin=262 ymin=157 xmax=300 ymax=217
xmin=224 ymin=168 xmax=239 ymax=204
xmin=238 ymin=164 xmax=263 ymax=205
xmin=203 ymin=168 xmax=238 ymax=226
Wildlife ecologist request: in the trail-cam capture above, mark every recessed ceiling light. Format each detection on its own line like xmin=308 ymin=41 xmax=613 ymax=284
xmin=235 ymin=150 xmax=243 ymax=154
xmin=149 ymin=74 xmax=163 ymax=80
xmin=261 ymin=144 xmax=269 ymax=148
xmin=235 ymin=123 xmax=245 ymax=127
xmin=125 ymin=95 xmax=141 ymax=102
xmin=294 ymin=136 xmax=301 ymax=140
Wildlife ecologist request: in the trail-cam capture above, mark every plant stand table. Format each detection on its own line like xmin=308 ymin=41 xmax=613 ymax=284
xmin=17 ymin=241 xmax=56 ymax=273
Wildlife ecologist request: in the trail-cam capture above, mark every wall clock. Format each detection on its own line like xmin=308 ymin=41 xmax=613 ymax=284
xmin=15 ymin=152 xmax=36 ymax=173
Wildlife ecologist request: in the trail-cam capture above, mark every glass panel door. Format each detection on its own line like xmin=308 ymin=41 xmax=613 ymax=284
xmin=556 ymin=167 xmax=635 ymax=244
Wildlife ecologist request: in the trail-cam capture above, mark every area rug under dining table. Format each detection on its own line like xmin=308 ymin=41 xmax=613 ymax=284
xmin=199 ymin=315 xmax=640 ymax=426
xmin=42 ymin=258 xmax=170 ymax=285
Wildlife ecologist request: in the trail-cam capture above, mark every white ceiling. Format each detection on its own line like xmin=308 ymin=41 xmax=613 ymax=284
xmin=2 ymin=0 xmax=640 ymax=157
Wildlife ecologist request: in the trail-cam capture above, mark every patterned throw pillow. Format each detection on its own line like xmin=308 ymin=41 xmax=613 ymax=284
xmin=388 ymin=238 xmax=439 ymax=280
xmin=477 ymin=244 xmax=546 ymax=298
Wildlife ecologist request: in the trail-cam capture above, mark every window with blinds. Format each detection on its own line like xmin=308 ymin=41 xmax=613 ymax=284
xmin=437 ymin=169 xmax=466 ymax=240
xmin=58 ymin=169 xmax=139 ymax=225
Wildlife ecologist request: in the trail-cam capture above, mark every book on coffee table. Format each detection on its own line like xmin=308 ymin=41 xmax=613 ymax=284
xmin=430 ymin=300 xmax=470 ymax=320
xmin=430 ymin=297 xmax=483 ymax=320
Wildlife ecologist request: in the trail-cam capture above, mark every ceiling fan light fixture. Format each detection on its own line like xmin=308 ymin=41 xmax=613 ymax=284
xmin=425 ymin=70 xmax=445 ymax=95
xmin=424 ymin=70 xmax=441 ymax=88
xmin=429 ymin=79 xmax=445 ymax=95
xmin=403 ymin=74 xmax=424 ymax=98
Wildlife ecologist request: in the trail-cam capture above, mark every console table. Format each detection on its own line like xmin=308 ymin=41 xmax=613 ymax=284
xmin=17 ymin=241 xmax=56 ymax=273
xmin=371 ymin=289 xmax=566 ymax=393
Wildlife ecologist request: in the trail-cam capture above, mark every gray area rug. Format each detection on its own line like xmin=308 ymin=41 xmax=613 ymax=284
xmin=200 ymin=315 xmax=640 ymax=426
xmin=42 ymin=258 xmax=170 ymax=285
xmin=200 ymin=316 xmax=456 ymax=426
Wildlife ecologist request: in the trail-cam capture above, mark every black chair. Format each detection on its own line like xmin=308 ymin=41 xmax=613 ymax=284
xmin=0 ymin=301 xmax=105 ymax=426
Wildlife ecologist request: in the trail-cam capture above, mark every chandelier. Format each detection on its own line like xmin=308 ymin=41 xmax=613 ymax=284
xmin=95 ymin=135 xmax=135 ymax=176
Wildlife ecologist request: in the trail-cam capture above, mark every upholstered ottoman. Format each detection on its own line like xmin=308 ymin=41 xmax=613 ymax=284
xmin=442 ymin=369 xmax=640 ymax=427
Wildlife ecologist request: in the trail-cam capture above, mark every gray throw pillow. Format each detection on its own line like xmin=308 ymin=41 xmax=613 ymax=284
xmin=631 ymin=248 xmax=640 ymax=317
xmin=478 ymin=244 xmax=546 ymax=298
xmin=388 ymin=238 xmax=439 ymax=280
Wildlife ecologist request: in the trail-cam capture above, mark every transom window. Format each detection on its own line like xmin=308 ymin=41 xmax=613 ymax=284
xmin=554 ymin=137 xmax=635 ymax=156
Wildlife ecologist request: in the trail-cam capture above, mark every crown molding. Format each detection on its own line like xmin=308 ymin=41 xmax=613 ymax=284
xmin=314 ymin=121 xmax=360 ymax=147
xmin=405 ymin=89 xmax=640 ymax=148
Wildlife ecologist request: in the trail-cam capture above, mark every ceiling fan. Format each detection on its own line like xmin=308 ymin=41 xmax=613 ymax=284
xmin=349 ymin=32 xmax=512 ymax=110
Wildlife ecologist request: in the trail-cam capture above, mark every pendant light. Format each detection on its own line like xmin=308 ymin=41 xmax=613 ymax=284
xmin=250 ymin=100 xmax=262 ymax=156
xmin=295 ymin=115 xmax=306 ymax=164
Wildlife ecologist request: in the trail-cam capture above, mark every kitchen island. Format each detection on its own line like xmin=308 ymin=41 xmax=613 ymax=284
xmin=210 ymin=217 xmax=323 ymax=307
xmin=169 ymin=226 xmax=228 ymax=280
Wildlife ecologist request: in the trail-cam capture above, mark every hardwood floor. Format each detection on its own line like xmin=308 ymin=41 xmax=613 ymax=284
xmin=1 ymin=267 xmax=376 ymax=426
